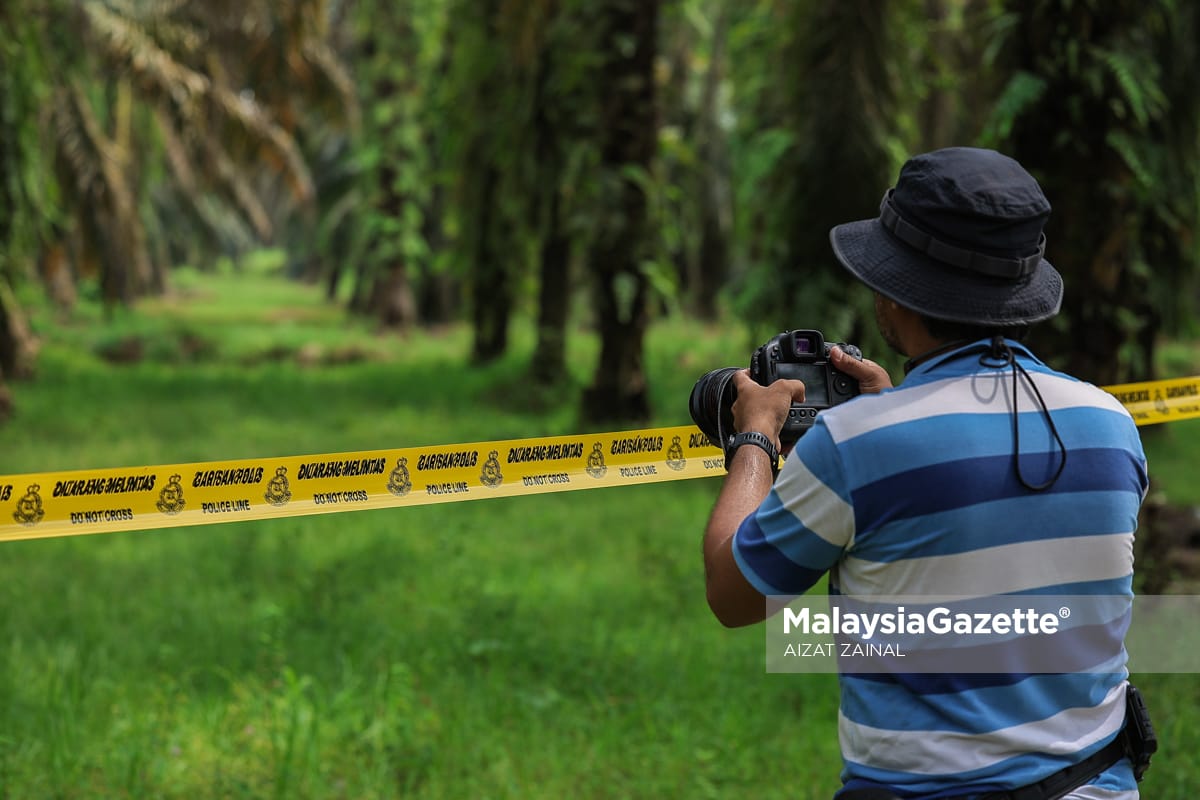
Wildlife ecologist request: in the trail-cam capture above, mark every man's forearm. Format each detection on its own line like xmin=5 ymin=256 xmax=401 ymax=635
xmin=703 ymin=444 xmax=777 ymax=627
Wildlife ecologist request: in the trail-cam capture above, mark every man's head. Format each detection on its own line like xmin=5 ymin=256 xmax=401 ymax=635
xmin=830 ymin=147 xmax=1062 ymax=352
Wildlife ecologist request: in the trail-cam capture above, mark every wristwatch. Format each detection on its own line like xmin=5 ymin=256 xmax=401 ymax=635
xmin=725 ymin=431 xmax=780 ymax=480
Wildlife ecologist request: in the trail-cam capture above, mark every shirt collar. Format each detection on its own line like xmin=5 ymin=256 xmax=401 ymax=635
xmin=902 ymin=338 xmax=1043 ymax=383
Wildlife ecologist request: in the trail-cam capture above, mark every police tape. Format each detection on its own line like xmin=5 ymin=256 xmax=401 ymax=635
xmin=0 ymin=426 xmax=726 ymax=543
xmin=1103 ymin=375 xmax=1200 ymax=426
xmin=2 ymin=376 xmax=1199 ymax=543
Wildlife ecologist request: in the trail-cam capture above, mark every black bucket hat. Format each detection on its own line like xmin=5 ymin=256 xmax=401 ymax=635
xmin=830 ymin=147 xmax=1063 ymax=325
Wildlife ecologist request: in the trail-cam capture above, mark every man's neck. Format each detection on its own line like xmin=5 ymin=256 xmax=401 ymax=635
xmin=902 ymin=338 xmax=974 ymax=375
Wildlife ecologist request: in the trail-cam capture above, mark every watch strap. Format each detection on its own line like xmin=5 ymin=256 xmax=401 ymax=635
xmin=725 ymin=431 xmax=780 ymax=479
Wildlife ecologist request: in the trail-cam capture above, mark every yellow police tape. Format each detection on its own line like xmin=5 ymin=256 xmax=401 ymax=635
xmin=0 ymin=426 xmax=725 ymax=543
xmin=1104 ymin=375 xmax=1200 ymax=426
xmin=2 ymin=376 xmax=1198 ymax=543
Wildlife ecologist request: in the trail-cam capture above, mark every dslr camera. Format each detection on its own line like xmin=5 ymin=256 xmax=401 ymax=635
xmin=689 ymin=330 xmax=862 ymax=453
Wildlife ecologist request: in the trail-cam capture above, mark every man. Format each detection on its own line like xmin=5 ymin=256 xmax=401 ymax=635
xmin=703 ymin=148 xmax=1150 ymax=799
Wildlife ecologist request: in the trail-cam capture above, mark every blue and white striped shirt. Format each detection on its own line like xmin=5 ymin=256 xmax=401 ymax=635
xmin=732 ymin=340 xmax=1148 ymax=798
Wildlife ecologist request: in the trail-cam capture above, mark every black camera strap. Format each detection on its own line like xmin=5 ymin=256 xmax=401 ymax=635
xmin=980 ymin=336 xmax=1068 ymax=492
xmin=908 ymin=337 xmax=1068 ymax=492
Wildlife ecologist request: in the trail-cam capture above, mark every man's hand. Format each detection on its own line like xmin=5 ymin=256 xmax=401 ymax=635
xmin=730 ymin=370 xmax=806 ymax=446
xmin=830 ymin=345 xmax=893 ymax=394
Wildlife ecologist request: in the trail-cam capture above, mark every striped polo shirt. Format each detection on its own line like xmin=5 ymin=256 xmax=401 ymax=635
xmin=732 ymin=340 xmax=1148 ymax=798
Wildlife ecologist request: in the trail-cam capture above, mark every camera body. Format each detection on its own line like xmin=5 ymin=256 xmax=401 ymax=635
xmin=689 ymin=330 xmax=862 ymax=452
xmin=751 ymin=330 xmax=863 ymax=443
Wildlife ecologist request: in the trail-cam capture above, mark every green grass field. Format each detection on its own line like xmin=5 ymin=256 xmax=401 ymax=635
xmin=1 ymin=264 xmax=1198 ymax=798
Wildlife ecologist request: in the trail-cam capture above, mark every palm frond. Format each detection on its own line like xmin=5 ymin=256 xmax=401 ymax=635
xmin=1091 ymin=44 xmax=1167 ymax=128
xmin=978 ymin=70 xmax=1048 ymax=148
xmin=207 ymin=85 xmax=315 ymax=203
xmin=83 ymin=1 xmax=315 ymax=204
xmin=152 ymin=106 xmax=198 ymax=193
xmin=301 ymin=37 xmax=361 ymax=131
xmin=202 ymin=137 xmax=275 ymax=241
xmin=51 ymin=80 xmax=154 ymax=300
xmin=82 ymin=2 xmax=209 ymax=101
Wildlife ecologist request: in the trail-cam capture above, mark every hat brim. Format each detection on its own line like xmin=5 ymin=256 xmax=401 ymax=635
xmin=830 ymin=218 xmax=1063 ymax=325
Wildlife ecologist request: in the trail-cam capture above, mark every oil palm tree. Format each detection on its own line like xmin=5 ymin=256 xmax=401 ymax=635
xmin=0 ymin=0 xmax=355 ymax=415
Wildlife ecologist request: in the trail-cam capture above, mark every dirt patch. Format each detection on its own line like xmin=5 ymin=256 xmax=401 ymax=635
xmin=296 ymin=343 xmax=376 ymax=367
xmin=95 ymin=331 xmax=218 ymax=365
xmin=240 ymin=342 xmax=378 ymax=367
xmin=96 ymin=336 xmax=145 ymax=364
xmin=265 ymin=307 xmax=333 ymax=323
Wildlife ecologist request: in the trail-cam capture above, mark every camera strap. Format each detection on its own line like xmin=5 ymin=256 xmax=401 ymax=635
xmin=979 ymin=336 xmax=1068 ymax=492
xmin=906 ymin=337 xmax=1068 ymax=492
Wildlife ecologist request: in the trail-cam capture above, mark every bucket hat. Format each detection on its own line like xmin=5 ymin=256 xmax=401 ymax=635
xmin=829 ymin=147 xmax=1063 ymax=325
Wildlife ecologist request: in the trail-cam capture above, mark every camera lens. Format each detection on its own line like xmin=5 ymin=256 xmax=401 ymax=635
xmin=688 ymin=367 xmax=739 ymax=448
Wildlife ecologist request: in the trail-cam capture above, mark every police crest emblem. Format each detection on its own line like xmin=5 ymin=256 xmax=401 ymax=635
xmin=586 ymin=443 xmax=607 ymax=479
xmin=12 ymin=484 xmax=44 ymax=526
xmin=156 ymin=474 xmax=187 ymax=515
xmin=666 ymin=436 xmax=686 ymax=471
xmin=480 ymin=450 xmax=503 ymax=488
xmin=264 ymin=467 xmax=292 ymax=506
xmin=387 ymin=457 xmax=413 ymax=497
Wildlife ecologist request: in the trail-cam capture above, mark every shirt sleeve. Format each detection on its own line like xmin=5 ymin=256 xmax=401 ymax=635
xmin=731 ymin=418 xmax=855 ymax=596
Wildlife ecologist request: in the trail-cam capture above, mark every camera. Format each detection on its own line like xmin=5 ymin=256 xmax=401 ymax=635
xmin=689 ymin=330 xmax=862 ymax=452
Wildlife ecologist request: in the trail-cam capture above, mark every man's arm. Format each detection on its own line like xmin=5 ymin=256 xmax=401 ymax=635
xmin=702 ymin=372 xmax=803 ymax=627
xmin=703 ymin=354 xmax=894 ymax=627
xmin=703 ymin=441 xmax=778 ymax=627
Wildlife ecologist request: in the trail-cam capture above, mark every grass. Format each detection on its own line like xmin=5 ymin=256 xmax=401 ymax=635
xmin=1 ymin=265 xmax=1198 ymax=798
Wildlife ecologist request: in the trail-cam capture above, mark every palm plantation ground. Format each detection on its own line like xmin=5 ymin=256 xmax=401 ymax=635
xmin=1 ymin=264 xmax=1198 ymax=798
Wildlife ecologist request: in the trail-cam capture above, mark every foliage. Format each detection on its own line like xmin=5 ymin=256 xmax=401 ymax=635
xmin=0 ymin=5 xmax=59 ymax=285
xmin=320 ymin=0 xmax=447 ymax=326
xmin=0 ymin=0 xmax=354 ymax=311
xmin=654 ymin=0 xmax=732 ymax=320
xmin=724 ymin=0 xmax=919 ymax=362
xmin=3 ymin=0 xmax=1200 ymax=412
xmin=982 ymin=0 xmax=1200 ymax=383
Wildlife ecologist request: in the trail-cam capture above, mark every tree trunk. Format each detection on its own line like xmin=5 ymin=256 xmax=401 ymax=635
xmin=0 ymin=277 xmax=37 ymax=380
xmin=531 ymin=12 xmax=572 ymax=386
xmin=40 ymin=242 xmax=77 ymax=311
xmin=471 ymin=163 xmax=510 ymax=362
xmin=357 ymin=7 xmax=420 ymax=331
xmin=348 ymin=254 xmax=375 ymax=314
xmin=582 ymin=0 xmax=659 ymax=424
xmin=0 ymin=291 xmax=13 ymax=421
xmin=418 ymin=32 xmax=458 ymax=327
xmin=916 ymin=0 xmax=957 ymax=151
xmin=371 ymin=264 xmax=418 ymax=328
xmin=692 ymin=5 xmax=730 ymax=321
xmin=585 ymin=278 xmax=651 ymax=422
xmin=417 ymin=179 xmax=457 ymax=327
xmin=372 ymin=154 xmax=419 ymax=330
xmin=533 ymin=187 xmax=571 ymax=384
xmin=371 ymin=158 xmax=418 ymax=329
